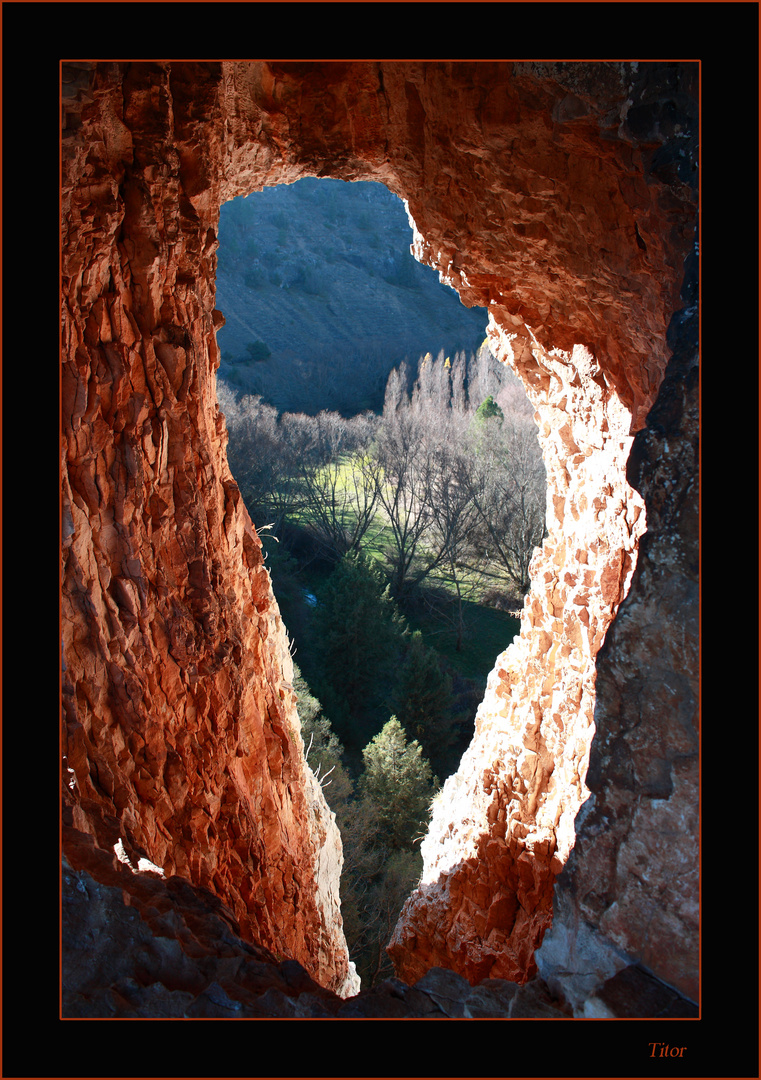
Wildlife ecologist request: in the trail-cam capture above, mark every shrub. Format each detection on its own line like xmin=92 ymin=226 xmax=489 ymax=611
xmin=245 ymin=340 xmax=271 ymax=363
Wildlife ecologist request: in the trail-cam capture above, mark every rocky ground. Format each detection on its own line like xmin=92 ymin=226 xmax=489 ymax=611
xmin=63 ymin=825 xmax=572 ymax=1019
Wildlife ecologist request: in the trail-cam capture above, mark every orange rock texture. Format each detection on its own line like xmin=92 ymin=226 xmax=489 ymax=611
xmin=61 ymin=61 xmax=698 ymax=1010
xmin=61 ymin=61 xmax=358 ymax=997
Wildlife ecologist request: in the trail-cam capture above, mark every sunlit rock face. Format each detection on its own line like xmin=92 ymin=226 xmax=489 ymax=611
xmin=534 ymin=258 xmax=700 ymax=1010
xmin=388 ymin=336 xmax=648 ymax=986
xmin=61 ymin=61 xmax=698 ymax=1014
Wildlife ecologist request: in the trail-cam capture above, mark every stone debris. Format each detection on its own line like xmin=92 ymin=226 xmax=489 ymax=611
xmin=62 ymin=832 xmax=570 ymax=1018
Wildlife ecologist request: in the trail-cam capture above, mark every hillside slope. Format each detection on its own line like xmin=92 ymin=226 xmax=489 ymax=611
xmin=215 ymin=178 xmax=488 ymax=414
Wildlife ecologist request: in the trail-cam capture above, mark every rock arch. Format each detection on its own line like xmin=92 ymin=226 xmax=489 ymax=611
xmin=61 ymin=61 xmax=698 ymax=1009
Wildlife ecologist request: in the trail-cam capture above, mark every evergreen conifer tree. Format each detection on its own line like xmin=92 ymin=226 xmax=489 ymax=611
xmin=394 ymin=631 xmax=457 ymax=774
xmin=311 ymin=551 xmax=408 ymax=748
xmin=470 ymin=394 xmax=505 ymax=458
xmin=358 ymin=717 xmax=438 ymax=851
xmin=474 ymin=394 xmax=504 ymax=426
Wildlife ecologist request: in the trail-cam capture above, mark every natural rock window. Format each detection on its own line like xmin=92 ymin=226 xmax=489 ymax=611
xmin=213 ymin=177 xmax=549 ymax=986
xmin=61 ymin=61 xmax=699 ymax=1017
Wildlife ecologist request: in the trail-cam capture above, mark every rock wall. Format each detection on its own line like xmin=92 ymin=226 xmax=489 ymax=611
xmin=535 ymin=240 xmax=700 ymax=1011
xmin=61 ymin=60 xmax=358 ymax=998
xmin=61 ymin=60 xmax=698 ymax=1014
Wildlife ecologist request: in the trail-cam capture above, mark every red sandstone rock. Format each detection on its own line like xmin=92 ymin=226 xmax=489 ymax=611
xmin=61 ymin=61 xmax=698 ymax=1011
xmin=62 ymin=61 xmax=358 ymax=996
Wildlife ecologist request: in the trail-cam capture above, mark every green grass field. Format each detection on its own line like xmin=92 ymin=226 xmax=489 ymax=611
xmin=404 ymin=592 xmax=520 ymax=681
xmin=268 ymin=453 xmax=523 ymax=684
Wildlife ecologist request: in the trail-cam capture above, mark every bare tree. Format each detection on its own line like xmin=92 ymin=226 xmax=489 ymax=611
xmin=465 ymin=414 xmax=547 ymax=595
xmin=218 ymin=385 xmax=305 ymax=531
xmin=286 ymin=411 xmax=384 ymax=561
xmin=382 ymin=360 xmax=411 ymax=416
xmin=450 ymin=350 xmax=468 ymax=414
xmin=221 ymin=339 xmax=546 ymax=612
xmin=410 ymin=349 xmax=451 ymax=418
xmin=373 ymin=407 xmax=441 ymax=598
xmin=424 ymin=429 xmax=489 ymax=650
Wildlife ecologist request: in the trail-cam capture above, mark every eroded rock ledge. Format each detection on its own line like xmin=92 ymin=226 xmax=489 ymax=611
xmin=63 ymin=825 xmax=572 ymax=1018
xmin=61 ymin=61 xmax=698 ymax=1015
xmin=63 ymin=824 xmax=697 ymax=1019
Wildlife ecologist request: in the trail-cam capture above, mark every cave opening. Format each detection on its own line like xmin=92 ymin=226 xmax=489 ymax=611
xmin=215 ymin=162 xmax=653 ymax=991
xmin=209 ymin=154 xmax=651 ymax=992
xmin=60 ymin=60 xmax=700 ymax=1016
xmin=213 ymin=175 xmax=549 ymax=986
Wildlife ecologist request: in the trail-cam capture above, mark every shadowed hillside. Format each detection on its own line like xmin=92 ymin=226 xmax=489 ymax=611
xmin=215 ymin=177 xmax=489 ymax=414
